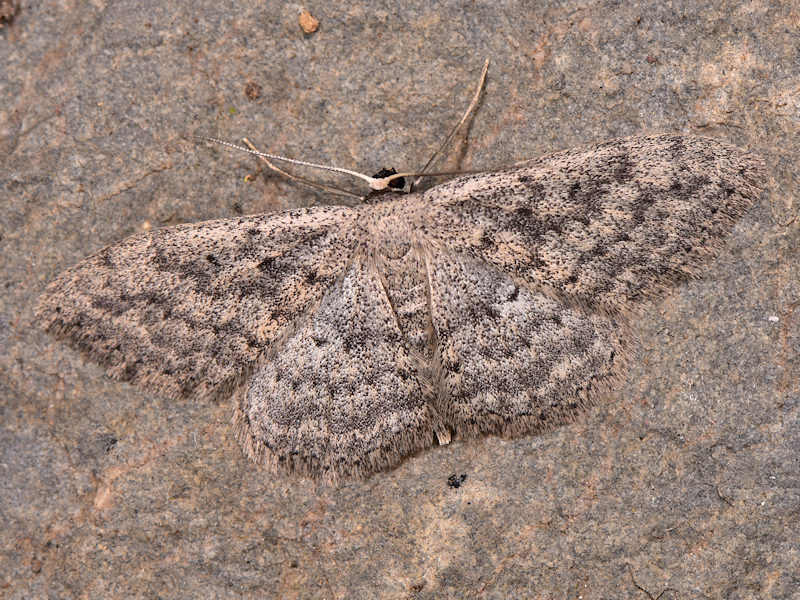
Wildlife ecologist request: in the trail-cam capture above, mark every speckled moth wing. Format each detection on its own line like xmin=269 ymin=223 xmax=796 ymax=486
xmin=416 ymin=135 xmax=764 ymax=312
xmin=233 ymin=254 xmax=448 ymax=483
xmin=35 ymin=206 xmax=360 ymax=402
xmin=423 ymin=248 xmax=629 ymax=437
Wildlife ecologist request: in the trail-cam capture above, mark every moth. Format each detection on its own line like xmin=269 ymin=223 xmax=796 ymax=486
xmin=35 ymin=68 xmax=765 ymax=483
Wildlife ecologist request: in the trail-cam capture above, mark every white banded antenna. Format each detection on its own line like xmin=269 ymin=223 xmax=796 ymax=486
xmin=190 ymin=59 xmax=490 ymax=196
xmin=189 ymin=135 xmax=405 ymax=191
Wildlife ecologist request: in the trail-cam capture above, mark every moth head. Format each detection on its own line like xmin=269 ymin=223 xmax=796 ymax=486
xmin=369 ymin=168 xmax=406 ymax=190
xmin=363 ymin=169 xmax=408 ymax=204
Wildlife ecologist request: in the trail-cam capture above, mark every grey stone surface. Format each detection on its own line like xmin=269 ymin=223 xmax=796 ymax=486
xmin=1 ymin=1 xmax=798 ymax=598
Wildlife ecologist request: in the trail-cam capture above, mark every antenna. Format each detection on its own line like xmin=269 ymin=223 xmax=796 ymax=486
xmin=189 ymin=60 xmax=490 ymax=197
xmin=412 ymin=59 xmax=489 ymax=190
xmin=240 ymin=138 xmax=361 ymax=200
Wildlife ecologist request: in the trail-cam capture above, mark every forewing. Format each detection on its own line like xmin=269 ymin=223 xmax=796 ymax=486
xmin=35 ymin=206 xmax=359 ymax=401
xmin=419 ymin=135 xmax=764 ymax=310
xmin=425 ymin=249 xmax=629 ymax=436
xmin=235 ymin=255 xmax=445 ymax=482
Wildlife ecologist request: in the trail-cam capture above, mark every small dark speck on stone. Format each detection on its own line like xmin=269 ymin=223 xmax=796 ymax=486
xmin=263 ymin=528 xmax=278 ymax=545
xmin=0 ymin=0 xmax=19 ymax=28
xmin=244 ymin=82 xmax=261 ymax=101
xmin=98 ymin=433 xmax=118 ymax=454
xmin=447 ymin=473 xmax=467 ymax=488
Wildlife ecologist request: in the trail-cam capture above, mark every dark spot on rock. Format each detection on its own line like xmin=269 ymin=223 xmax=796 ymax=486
xmin=244 ymin=81 xmax=261 ymax=100
xmin=0 ymin=1 xmax=21 ymax=29
xmin=447 ymin=473 xmax=467 ymax=488
xmin=98 ymin=433 xmax=118 ymax=454
xmin=262 ymin=528 xmax=278 ymax=545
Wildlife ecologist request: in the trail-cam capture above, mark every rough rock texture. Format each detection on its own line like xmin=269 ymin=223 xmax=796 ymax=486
xmin=1 ymin=1 xmax=798 ymax=598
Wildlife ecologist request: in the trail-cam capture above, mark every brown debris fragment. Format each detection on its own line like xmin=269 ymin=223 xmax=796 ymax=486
xmin=299 ymin=10 xmax=319 ymax=34
xmin=0 ymin=0 xmax=19 ymax=28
